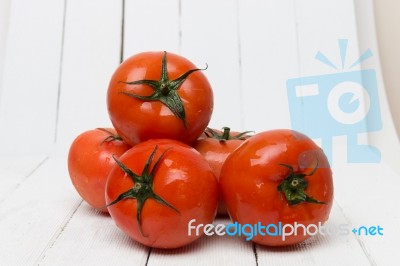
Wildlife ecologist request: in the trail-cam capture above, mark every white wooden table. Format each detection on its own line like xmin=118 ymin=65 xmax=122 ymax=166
xmin=1 ymin=0 xmax=400 ymax=265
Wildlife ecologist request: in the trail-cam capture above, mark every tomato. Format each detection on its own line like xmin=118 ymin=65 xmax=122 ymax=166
xmin=105 ymin=139 xmax=218 ymax=249
xmin=193 ymin=127 xmax=252 ymax=215
xmin=107 ymin=51 xmax=213 ymax=146
xmin=219 ymin=129 xmax=333 ymax=246
xmin=68 ymin=128 xmax=131 ymax=211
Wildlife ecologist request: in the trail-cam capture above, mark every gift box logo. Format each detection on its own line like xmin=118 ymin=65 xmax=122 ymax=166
xmin=286 ymin=39 xmax=382 ymax=164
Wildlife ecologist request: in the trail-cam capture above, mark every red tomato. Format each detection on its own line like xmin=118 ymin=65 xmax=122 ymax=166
xmin=219 ymin=129 xmax=333 ymax=246
xmin=68 ymin=128 xmax=131 ymax=211
xmin=107 ymin=51 xmax=213 ymax=146
xmin=193 ymin=127 xmax=252 ymax=215
xmin=105 ymin=139 xmax=218 ymax=249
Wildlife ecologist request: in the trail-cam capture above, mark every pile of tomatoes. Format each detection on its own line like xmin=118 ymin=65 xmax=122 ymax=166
xmin=68 ymin=51 xmax=333 ymax=249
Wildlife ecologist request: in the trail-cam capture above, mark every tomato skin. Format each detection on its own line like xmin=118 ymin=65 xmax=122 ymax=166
xmin=67 ymin=128 xmax=131 ymax=211
xmin=105 ymin=139 xmax=218 ymax=249
xmin=107 ymin=51 xmax=213 ymax=146
xmin=219 ymin=129 xmax=333 ymax=246
xmin=193 ymin=129 xmax=245 ymax=177
xmin=193 ymin=128 xmax=250 ymax=215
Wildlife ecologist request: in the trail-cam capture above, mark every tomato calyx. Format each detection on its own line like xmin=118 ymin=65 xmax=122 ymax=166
xmin=105 ymin=146 xmax=180 ymax=236
xmin=277 ymin=163 xmax=325 ymax=206
xmin=204 ymin=127 xmax=252 ymax=142
xmin=119 ymin=51 xmax=207 ymax=127
xmin=96 ymin=128 xmax=123 ymax=143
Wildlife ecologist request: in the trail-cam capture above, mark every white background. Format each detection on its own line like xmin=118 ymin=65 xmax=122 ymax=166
xmin=0 ymin=0 xmax=399 ymax=265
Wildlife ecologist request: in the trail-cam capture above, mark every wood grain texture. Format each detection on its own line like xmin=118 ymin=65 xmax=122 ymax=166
xmin=55 ymin=0 xmax=122 ymax=150
xmin=37 ymin=203 xmax=150 ymax=265
xmin=123 ymin=0 xmax=180 ymax=57
xmin=255 ymin=202 xmax=372 ymax=265
xmin=147 ymin=218 xmax=256 ymax=266
xmin=180 ymin=0 xmax=243 ymax=131
xmin=0 ymin=0 xmax=65 ymax=155
xmin=238 ymin=0 xmax=297 ymax=132
xmin=0 ymin=154 xmax=81 ymax=265
xmin=0 ymin=155 xmax=48 ymax=203
xmin=332 ymin=159 xmax=400 ymax=265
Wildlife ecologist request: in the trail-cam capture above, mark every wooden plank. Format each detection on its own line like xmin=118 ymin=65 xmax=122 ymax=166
xmin=0 ymin=0 xmax=11 ymax=99
xmin=55 ymin=0 xmax=122 ymax=151
xmin=180 ymin=0 xmax=243 ymax=130
xmin=0 ymin=155 xmax=48 ymax=179
xmin=0 ymin=153 xmax=81 ymax=265
xmin=0 ymin=0 xmax=65 ymax=155
xmin=256 ymin=202 xmax=371 ymax=265
xmin=123 ymin=0 xmax=180 ymax=58
xmin=147 ymin=218 xmax=255 ymax=266
xmin=0 ymin=2 xmax=124 ymax=262
xmin=238 ymin=0 xmax=298 ymax=132
xmin=333 ymin=160 xmax=400 ymax=265
xmin=294 ymin=0 xmax=360 ymax=76
xmin=37 ymin=202 xmax=150 ymax=265
xmin=0 ymin=155 xmax=48 ymax=203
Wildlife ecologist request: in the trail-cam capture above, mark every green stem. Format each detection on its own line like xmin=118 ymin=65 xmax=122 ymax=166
xmin=103 ymin=146 xmax=180 ymax=236
xmin=221 ymin=127 xmax=231 ymax=140
xmin=96 ymin=128 xmax=123 ymax=143
xmin=277 ymin=162 xmax=325 ymax=206
xmin=119 ymin=51 xmax=207 ymax=127
xmin=204 ymin=127 xmax=253 ymax=141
